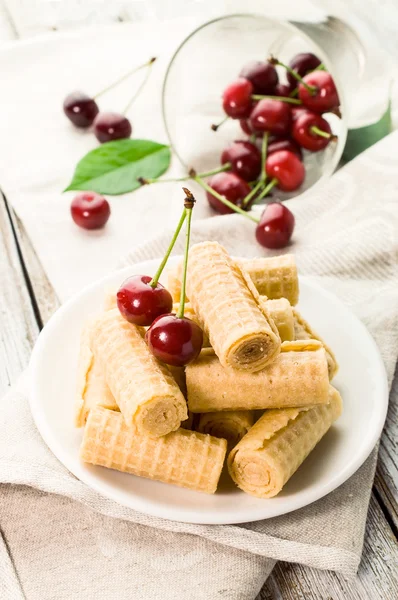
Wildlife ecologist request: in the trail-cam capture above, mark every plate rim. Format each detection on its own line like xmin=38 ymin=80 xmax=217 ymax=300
xmin=29 ymin=257 xmax=389 ymax=525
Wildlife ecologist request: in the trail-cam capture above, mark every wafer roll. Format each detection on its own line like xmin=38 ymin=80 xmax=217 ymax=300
xmin=81 ymin=407 xmax=227 ymax=494
xmin=186 ymin=242 xmax=281 ymax=372
xmin=75 ymin=324 xmax=119 ymax=427
xmin=293 ymin=309 xmax=338 ymax=379
xmin=228 ymin=386 xmax=342 ymax=498
xmin=197 ymin=411 xmax=254 ymax=449
xmin=90 ymin=309 xmax=187 ymax=436
xmin=265 ymin=298 xmax=294 ymax=342
xmin=187 ymin=341 xmax=329 ymax=413
xmin=167 ymin=254 xmax=299 ymax=305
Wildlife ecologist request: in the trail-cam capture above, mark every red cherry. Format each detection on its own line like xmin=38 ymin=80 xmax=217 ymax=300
xmin=146 ymin=314 xmax=203 ymax=366
xmin=287 ymin=53 xmax=321 ymax=86
xmin=206 ymin=172 xmax=251 ymax=215
xmin=266 ymin=150 xmax=305 ymax=192
xmin=292 ymin=112 xmax=333 ymax=152
xmin=291 ymin=106 xmax=309 ymax=121
xmin=70 ymin=192 xmax=110 ymax=229
xmin=93 ymin=112 xmax=132 ymax=143
xmin=117 ymin=275 xmax=173 ymax=326
xmin=222 ymin=79 xmax=253 ymax=119
xmin=249 ymin=99 xmax=291 ymax=136
xmin=239 ymin=61 xmax=278 ymax=95
xmin=274 ymin=82 xmax=295 ymax=97
xmin=239 ymin=118 xmax=262 ymax=137
xmin=63 ymin=92 xmax=99 ymax=128
xmin=255 ymin=202 xmax=295 ymax=249
xmin=298 ymin=71 xmax=340 ymax=113
xmin=221 ymin=141 xmax=261 ymax=181
xmin=268 ymin=137 xmax=303 ymax=160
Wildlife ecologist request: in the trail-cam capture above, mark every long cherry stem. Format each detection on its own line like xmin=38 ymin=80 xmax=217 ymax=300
xmin=123 ymin=59 xmax=156 ymax=115
xmin=211 ymin=116 xmax=229 ymax=131
xmin=268 ymin=56 xmax=317 ymax=95
xmin=150 ymin=209 xmax=187 ymax=288
xmin=255 ymin=177 xmax=278 ymax=203
xmin=93 ymin=57 xmax=156 ymax=99
xmin=177 ymin=189 xmax=195 ymax=319
xmin=242 ymin=132 xmax=268 ymax=208
xmin=141 ymin=163 xmax=231 ymax=185
xmin=194 ymin=175 xmax=259 ymax=223
xmin=252 ymin=94 xmax=302 ymax=105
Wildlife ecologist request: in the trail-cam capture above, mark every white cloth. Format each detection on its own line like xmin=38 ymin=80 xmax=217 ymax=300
xmin=1 ymin=131 xmax=398 ymax=599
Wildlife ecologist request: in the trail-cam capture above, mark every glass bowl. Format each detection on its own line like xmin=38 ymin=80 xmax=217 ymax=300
xmin=161 ymin=14 xmax=347 ymax=208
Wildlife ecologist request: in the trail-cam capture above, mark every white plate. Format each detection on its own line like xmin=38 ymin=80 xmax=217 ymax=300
xmin=29 ymin=257 xmax=388 ymax=524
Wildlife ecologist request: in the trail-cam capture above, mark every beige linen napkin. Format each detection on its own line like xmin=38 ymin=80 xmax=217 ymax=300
xmin=1 ymin=132 xmax=398 ymax=599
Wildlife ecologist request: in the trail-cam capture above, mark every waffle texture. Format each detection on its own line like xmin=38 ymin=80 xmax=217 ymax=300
xmin=264 ymin=298 xmax=294 ymax=342
xmin=197 ymin=410 xmax=254 ymax=450
xmin=186 ymin=242 xmax=281 ymax=372
xmin=90 ymin=309 xmax=187 ymax=436
xmin=293 ymin=308 xmax=339 ymax=380
xmin=167 ymin=253 xmax=299 ymax=306
xmin=228 ymin=386 xmax=342 ymax=498
xmin=81 ymin=407 xmax=227 ymax=494
xmin=186 ymin=341 xmax=329 ymax=412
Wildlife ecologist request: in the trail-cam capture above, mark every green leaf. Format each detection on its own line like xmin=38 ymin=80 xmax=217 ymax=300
xmin=64 ymin=139 xmax=171 ymax=195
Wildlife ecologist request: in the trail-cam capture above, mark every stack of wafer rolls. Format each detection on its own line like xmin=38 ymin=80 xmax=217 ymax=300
xmin=228 ymin=386 xmax=342 ymax=498
xmin=81 ymin=407 xmax=227 ymax=494
xmin=186 ymin=242 xmax=281 ymax=372
xmin=90 ymin=309 xmax=187 ymax=437
xmin=168 ymin=253 xmax=299 ymax=306
xmin=197 ymin=410 xmax=254 ymax=449
xmin=293 ymin=308 xmax=338 ymax=379
xmin=186 ymin=341 xmax=329 ymax=413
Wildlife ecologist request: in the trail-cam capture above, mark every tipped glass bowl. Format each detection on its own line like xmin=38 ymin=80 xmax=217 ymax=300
xmin=161 ymin=14 xmax=347 ymax=208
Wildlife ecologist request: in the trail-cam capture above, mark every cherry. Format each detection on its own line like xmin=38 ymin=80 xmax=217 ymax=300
xmin=274 ymin=82 xmax=295 ymax=97
xmin=93 ymin=112 xmax=132 ymax=143
xmin=117 ymin=274 xmax=173 ymax=326
xmin=239 ymin=61 xmax=278 ymax=95
xmin=298 ymin=71 xmax=340 ymax=113
xmin=268 ymin=137 xmax=303 ymax=161
xmin=292 ymin=111 xmax=334 ymax=152
xmin=291 ymin=106 xmax=309 ymax=121
xmin=266 ymin=150 xmax=305 ymax=192
xmin=239 ymin=118 xmax=261 ymax=137
xmin=255 ymin=202 xmax=295 ymax=249
xmin=249 ymin=99 xmax=291 ymax=136
xmin=221 ymin=141 xmax=261 ymax=181
xmin=70 ymin=192 xmax=110 ymax=229
xmin=206 ymin=172 xmax=251 ymax=215
xmin=222 ymin=79 xmax=253 ymax=119
xmin=146 ymin=314 xmax=203 ymax=367
xmin=63 ymin=92 xmax=99 ymax=128
xmin=287 ymin=52 xmax=321 ymax=86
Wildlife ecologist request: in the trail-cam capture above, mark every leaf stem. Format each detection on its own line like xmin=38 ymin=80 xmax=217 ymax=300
xmin=194 ymin=175 xmax=259 ymax=223
xmin=268 ymin=56 xmax=317 ymax=95
xmin=141 ymin=163 xmax=231 ymax=185
xmin=93 ymin=57 xmax=156 ymax=99
xmin=150 ymin=209 xmax=187 ymax=288
xmin=252 ymin=94 xmax=302 ymax=105
xmin=123 ymin=59 xmax=156 ymax=115
xmin=177 ymin=189 xmax=195 ymax=319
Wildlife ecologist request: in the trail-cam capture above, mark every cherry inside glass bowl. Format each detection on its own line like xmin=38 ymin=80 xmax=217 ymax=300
xmin=161 ymin=14 xmax=347 ymax=208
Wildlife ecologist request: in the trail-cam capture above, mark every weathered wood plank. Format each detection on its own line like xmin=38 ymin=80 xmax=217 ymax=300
xmin=260 ymin=494 xmax=398 ymax=600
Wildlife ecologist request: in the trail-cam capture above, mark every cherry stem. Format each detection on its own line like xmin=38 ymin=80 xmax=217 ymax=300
xmin=150 ymin=209 xmax=187 ymax=288
xmin=123 ymin=59 xmax=156 ymax=115
xmin=242 ymin=132 xmax=268 ymax=208
xmin=311 ymin=125 xmax=335 ymax=140
xmin=141 ymin=163 xmax=231 ymax=185
xmin=252 ymin=94 xmax=302 ymax=105
xmin=177 ymin=188 xmax=195 ymax=319
xmin=194 ymin=175 xmax=259 ymax=223
xmin=93 ymin=57 xmax=156 ymax=100
xmin=289 ymin=88 xmax=299 ymax=98
xmin=268 ymin=56 xmax=317 ymax=95
xmin=255 ymin=177 xmax=278 ymax=203
xmin=211 ymin=116 xmax=229 ymax=131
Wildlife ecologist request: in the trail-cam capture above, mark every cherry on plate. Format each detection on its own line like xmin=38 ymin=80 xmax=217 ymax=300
xmin=63 ymin=91 xmax=99 ymax=128
xmin=93 ymin=112 xmax=132 ymax=143
xmin=249 ymin=99 xmax=291 ymax=136
xmin=206 ymin=172 xmax=251 ymax=215
xmin=222 ymin=79 xmax=253 ymax=119
xmin=256 ymin=202 xmax=295 ymax=249
xmin=266 ymin=150 xmax=305 ymax=192
xmin=298 ymin=71 xmax=340 ymax=114
xmin=70 ymin=192 xmax=110 ymax=229
xmin=274 ymin=82 xmax=295 ymax=97
xmin=221 ymin=140 xmax=261 ymax=181
xmin=146 ymin=314 xmax=203 ymax=366
xmin=268 ymin=137 xmax=303 ymax=160
xmin=239 ymin=118 xmax=261 ymax=137
xmin=117 ymin=274 xmax=173 ymax=327
xmin=239 ymin=61 xmax=278 ymax=95
xmin=292 ymin=111 xmax=334 ymax=152
xmin=287 ymin=52 xmax=322 ymax=86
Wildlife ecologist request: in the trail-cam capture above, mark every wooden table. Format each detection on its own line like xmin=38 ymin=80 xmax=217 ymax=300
xmin=1 ymin=185 xmax=398 ymax=598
